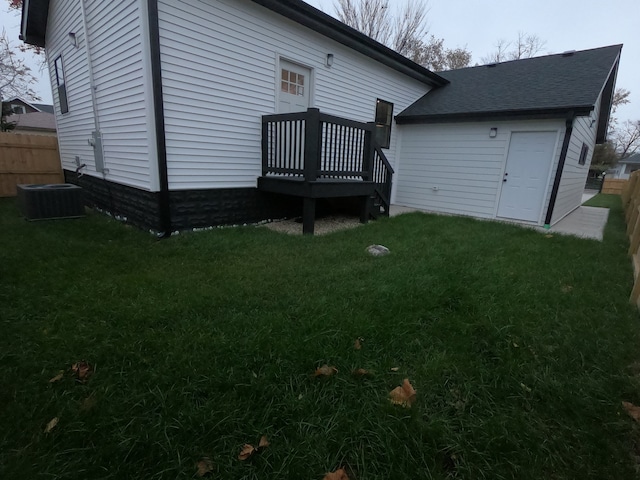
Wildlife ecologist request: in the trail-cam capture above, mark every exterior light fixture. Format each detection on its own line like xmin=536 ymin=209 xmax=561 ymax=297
xmin=68 ymin=32 xmax=77 ymax=48
xmin=489 ymin=127 xmax=498 ymax=138
xmin=326 ymin=53 xmax=334 ymax=67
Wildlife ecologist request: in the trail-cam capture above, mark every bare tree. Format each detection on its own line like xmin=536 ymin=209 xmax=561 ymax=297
xmin=334 ymin=0 xmax=471 ymax=70
xmin=481 ymin=32 xmax=546 ymax=64
xmin=409 ymin=36 xmax=471 ymax=71
xmin=0 ymin=29 xmax=39 ymax=100
xmin=335 ymin=0 xmax=393 ymax=46
xmin=613 ymin=120 xmax=640 ymax=159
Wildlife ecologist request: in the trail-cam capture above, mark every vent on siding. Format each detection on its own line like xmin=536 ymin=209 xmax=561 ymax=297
xmin=17 ymin=184 xmax=85 ymax=220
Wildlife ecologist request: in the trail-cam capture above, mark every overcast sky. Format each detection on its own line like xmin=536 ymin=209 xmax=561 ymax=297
xmin=3 ymin=0 xmax=638 ymax=122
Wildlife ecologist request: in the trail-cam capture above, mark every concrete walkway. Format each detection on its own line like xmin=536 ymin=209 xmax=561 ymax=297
xmin=546 ymin=206 xmax=609 ymax=241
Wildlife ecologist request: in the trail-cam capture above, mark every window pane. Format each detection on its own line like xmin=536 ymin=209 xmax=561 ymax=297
xmin=298 ymin=75 xmax=304 ymax=86
xmin=55 ymin=57 xmax=65 ymax=85
xmin=281 ymin=69 xmax=288 ymax=81
xmin=297 ymin=86 xmax=304 ymax=96
xmin=281 ymin=81 xmax=289 ymax=92
xmin=374 ymin=99 xmax=393 ymax=149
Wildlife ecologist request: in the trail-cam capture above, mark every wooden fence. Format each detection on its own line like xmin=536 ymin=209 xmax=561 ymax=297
xmin=601 ymin=177 xmax=627 ymax=195
xmin=622 ymin=171 xmax=640 ymax=306
xmin=0 ymin=133 xmax=62 ymax=197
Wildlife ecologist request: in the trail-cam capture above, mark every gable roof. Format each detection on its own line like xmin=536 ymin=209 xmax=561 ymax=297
xmin=21 ymin=0 xmax=448 ymax=88
xmin=397 ymin=44 xmax=622 ymax=142
xmin=3 ymin=97 xmax=54 ymax=113
xmin=620 ymin=153 xmax=640 ymax=165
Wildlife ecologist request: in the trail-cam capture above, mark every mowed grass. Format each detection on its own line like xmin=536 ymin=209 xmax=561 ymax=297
xmin=1 ymin=195 xmax=640 ymax=479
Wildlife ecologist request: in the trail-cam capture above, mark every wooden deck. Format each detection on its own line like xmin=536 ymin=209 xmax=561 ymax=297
xmin=259 ymin=108 xmax=393 ymax=234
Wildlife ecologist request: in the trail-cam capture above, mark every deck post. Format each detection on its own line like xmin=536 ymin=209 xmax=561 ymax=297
xmin=304 ymin=108 xmax=321 ymax=182
xmin=303 ymin=197 xmax=316 ymax=235
xmin=261 ymin=119 xmax=269 ymax=176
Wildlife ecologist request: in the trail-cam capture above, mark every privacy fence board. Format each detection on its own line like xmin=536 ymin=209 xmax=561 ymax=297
xmin=622 ymin=172 xmax=640 ymax=308
xmin=602 ymin=178 xmax=626 ymax=195
xmin=0 ymin=133 xmax=62 ymax=197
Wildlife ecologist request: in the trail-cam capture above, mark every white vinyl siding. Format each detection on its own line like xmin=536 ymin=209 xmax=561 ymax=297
xmin=84 ymin=0 xmax=152 ymax=189
xmin=550 ymin=96 xmax=601 ymax=224
xmin=157 ymin=0 xmax=430 ymax=190
xmin=46 ymin=0 xmax=154 ymax=190
xmin=46 ymin=0 xmax=95 ymax=175
xmin=395 ymin=119 xmax=565 ymax=224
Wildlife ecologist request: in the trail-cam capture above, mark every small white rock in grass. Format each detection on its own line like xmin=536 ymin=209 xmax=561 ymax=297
xmin=366 ymin=244 xmax=390 ymax=256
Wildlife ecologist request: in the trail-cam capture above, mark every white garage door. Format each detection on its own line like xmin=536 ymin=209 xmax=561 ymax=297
xmin=497 ymin=131 xmax=557 ymax=222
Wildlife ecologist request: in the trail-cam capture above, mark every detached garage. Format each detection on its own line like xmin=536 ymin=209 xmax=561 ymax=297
xmin=394 ymin=45 xmax=621 ymax=227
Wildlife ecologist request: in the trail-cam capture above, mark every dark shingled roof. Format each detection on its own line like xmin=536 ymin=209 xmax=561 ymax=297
xmin=397 ymin=45 xmax=622 ymax=124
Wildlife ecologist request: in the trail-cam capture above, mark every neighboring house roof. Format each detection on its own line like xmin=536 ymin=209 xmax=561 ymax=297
xmin=21 ymin=0 xmax=448 ymax=88
xmin=620 ymin=153 xmax=640 ymax=165
xmin=397 ymin=45 xmax=622 ymax=141
xmin=6 ymin=112 xmax=57 ymax=132
xmin=2 ymin=97 xmax=54 ymax=113
xmin=32 ymin=103 xmax=55 ymax=114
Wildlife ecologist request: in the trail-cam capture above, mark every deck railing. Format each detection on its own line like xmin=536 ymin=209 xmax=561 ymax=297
xmin=261 ymin=108 xmax=392 ymax=182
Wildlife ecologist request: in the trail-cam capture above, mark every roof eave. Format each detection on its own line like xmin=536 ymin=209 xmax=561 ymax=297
xmin=21 ymin=0 xmax=49 ymax=48
xmin=395 ymin=106 xmax=593 ymax=125
xmin=595 ymin=51 xmax=622 ymax=144
xmin=250 ymin=0 xmax=449 ymax=87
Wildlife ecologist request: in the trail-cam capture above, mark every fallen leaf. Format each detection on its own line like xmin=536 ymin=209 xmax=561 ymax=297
xmin=44 ymin=417 xmax=59 ymax=433
xmin=323 ymin=468 xmax=350 ymax=480
xmin=389 ymin=378 xmax=417 ymax=408
xmin=561 ymin=285 xmax=573 ymax=293
xmin=352 ymin=368 xmax=370 ymax=377
xmin=512 ymin=342 xmax=519 ymax=348
xmin=71 ymin=361 xmax=93 ymax=383
xmin=520 ymin=382 xmax=532 ymax=393
xmin=623 ymin=401 xmax=640 ymax=422
xmin=314 ymin=364 xmax=338 ymax=377
xmin=49 ymin=371 xmax=64 ymax=383
xmin=545 ymin=234 xmax=553 ymax=238
xmin=390 ymin=367 xmax=400 ymax=372
xmin=196 ymin=457 xmax=214 ymax=477
xmin=238 ymin=444 xmax=256 ymax=461
xmin=354 ymin=338 xmax=363 ymax=350
xmin=238 ymin=435 xmax=269 ymax=461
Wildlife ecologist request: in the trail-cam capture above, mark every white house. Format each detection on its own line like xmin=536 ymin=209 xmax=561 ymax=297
xmin=608 ymin=153 xmax=640 ymax=180
xmin=20 ymin=0 xmax=621 ymax=234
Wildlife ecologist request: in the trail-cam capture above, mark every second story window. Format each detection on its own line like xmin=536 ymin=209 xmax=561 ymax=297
xmin=54 ymin=56 xmax=68 ymax=114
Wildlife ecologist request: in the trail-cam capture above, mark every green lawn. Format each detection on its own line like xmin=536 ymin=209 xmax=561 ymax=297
xmin=1 ymin=195 xmax=640 ymax=479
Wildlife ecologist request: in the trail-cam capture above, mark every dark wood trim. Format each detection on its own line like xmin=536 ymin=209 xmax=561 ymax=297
xmin=544 ymin=115 xmax=575 ymax=227
xmin=147 ymin=0 xmax=172 ymax=237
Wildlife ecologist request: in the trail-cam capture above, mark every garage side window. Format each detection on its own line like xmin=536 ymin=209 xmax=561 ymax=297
xmin=374 ymin=99 xmax=393 ymax=149
xmin=578 ymin=143 xmax=589 ymax=166
xmin=54 ymin=56 xmax=69 ymax=114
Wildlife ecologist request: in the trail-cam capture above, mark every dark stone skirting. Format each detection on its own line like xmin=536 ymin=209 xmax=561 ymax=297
xmin=63 ymin=170 xmax=300 ymax=232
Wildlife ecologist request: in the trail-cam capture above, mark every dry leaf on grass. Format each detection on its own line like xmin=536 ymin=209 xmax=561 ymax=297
xmin=238 ymin=436 xmax=269 ymax=461
xmin=323 ymin=468 xmax=350 ymax=480
xmin=545 ymin=234 xmax=553 ymax=238
xmin=49 ymin=371 xmax=64 ymax=383
xmin=352 ymin=368 xmax=370 ymax=377
xmin=390 ymin=367 xmax=400 ymax=372
xmin=623 ymin=401 xmax=640 ymax=422
xmin=238 ymin=444 xmax=257 ymax=461
xmin=44 ymin=417 xmax=59 ymax=433
xmin=354 ymin=338 xmax=363 ymax=350
xmin=561 ymin=285 xmax=573 ymax=293
xmin=196 ymin=457 xmax=214 ymax=477
xmin=71 ymin=361 xmax=93 ymax=383
xmin=389 ymin=378 xmax=417 ymax=408
xmin=314 ymin=365 xmax=338 ymax=377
